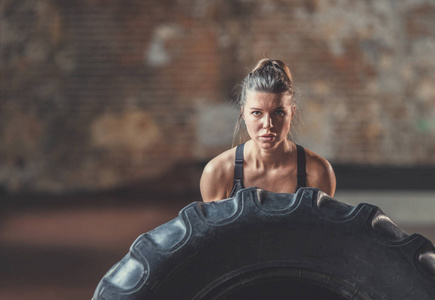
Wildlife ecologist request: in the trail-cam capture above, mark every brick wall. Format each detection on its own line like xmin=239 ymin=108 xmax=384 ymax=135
xmin=1 ymin=0 xmax=435 ymax=194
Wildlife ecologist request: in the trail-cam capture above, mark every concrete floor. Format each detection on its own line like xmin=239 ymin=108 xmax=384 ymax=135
xmin=0 ymin=190 xmax=434 ymax=300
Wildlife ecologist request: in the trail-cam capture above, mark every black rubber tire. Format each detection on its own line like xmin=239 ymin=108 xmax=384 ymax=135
xmin=92 ymin=188 xmax=435 ymax=299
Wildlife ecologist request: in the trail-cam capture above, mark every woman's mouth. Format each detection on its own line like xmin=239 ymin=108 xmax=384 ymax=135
xmin=259 ymin=134 xmax=276 ymax=141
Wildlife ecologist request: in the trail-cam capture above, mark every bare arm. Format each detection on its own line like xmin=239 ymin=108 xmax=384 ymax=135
xmin=200 ymin=152 xmax=234 ymax=202
xmin=306 ymin=151 xmax=336 ymax=197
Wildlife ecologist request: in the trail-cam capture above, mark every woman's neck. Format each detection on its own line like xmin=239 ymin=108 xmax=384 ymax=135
xmin=246 ymin=139 xmax=294 ymax=169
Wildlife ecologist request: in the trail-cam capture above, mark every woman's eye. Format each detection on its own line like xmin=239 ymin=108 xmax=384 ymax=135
xmin=252 ymin=111 xmax=262 ymax=116
xmin=274 ymin=110 xmax=285 ymax=116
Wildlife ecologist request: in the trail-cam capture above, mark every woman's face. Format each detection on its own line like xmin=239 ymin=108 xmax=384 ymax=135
xmin=243 ymin=91 xmax=295 ymax=150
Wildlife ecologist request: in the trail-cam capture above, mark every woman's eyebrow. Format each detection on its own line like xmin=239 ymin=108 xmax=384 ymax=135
xmin=249 ymin=106 xmax=286 ymax=110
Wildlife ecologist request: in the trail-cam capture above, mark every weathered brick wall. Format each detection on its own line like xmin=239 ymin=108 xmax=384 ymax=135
xmin=1 ymin=0 xmax=435 ymax=194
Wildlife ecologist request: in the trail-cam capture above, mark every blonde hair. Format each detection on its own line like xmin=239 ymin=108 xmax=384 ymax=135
xmin=232 ymin=58 xmax=299 ymax=146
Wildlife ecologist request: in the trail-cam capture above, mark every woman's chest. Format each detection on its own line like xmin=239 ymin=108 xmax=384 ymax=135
xmin=243 ymin=167 xmax=299 ymax=194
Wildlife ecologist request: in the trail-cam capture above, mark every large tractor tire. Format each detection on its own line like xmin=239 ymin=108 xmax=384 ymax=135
xmin=93 ymin=187 xmax=435 ymax=299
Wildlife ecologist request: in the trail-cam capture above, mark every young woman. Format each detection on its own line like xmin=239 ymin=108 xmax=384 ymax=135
xmin=200 ymin=58 xmax=336 ymax=202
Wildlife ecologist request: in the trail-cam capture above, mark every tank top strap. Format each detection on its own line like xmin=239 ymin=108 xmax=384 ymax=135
xmin=229 ymin=143 xmax=245 ymax=198
xmin=234 ymin=143 xmax=245 ymax=181
xmin=296 ymin=144 xmax=307 ymax=190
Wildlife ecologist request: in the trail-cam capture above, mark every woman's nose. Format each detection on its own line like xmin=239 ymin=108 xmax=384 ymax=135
xmin=263 ymin=115 xmax=273 ymax=129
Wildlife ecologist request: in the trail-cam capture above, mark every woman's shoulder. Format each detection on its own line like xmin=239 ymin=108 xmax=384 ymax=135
xmin=200 ymin=146 xmax=238 ymax=202
xmin=302 ymin=146 xmax=336 ymax=196
xmin=202 ymin=147 xmax=237 ymax=176
xmin=303 ymin=147 xmax=332 ymax=169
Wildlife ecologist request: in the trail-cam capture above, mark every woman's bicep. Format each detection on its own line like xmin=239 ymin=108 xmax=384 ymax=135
xmin=200 ymin=162 xmax=228 ymax=202
xmin=200 ymin=170 xmax=217 ymax=202
xmin=307 ymin=155 xmax=336 ymax=197
xmin=316 ymin=160 xmax=336 ymax=197
xmin=319 ymin=162 xmax=336 ymax=197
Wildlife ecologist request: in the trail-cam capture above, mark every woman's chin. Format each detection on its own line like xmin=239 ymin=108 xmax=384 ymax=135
xmin=256 ymin=139 xmax=279 ymax=150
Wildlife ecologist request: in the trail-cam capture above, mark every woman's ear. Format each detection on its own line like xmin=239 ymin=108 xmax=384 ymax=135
xmin=291 ymin=105 xmax=296 ymax=118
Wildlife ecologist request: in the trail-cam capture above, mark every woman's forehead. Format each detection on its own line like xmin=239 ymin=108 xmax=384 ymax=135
xmin=245 ymin=91 xmax=292 ymax=107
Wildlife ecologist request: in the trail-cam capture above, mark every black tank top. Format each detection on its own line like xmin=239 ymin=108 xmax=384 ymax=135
xmin=228 ymin=143 xmax=307 ymax=197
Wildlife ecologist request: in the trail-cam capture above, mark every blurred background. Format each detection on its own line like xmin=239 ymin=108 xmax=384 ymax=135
xmin=1 ymin=0 xmax=435 ymax=299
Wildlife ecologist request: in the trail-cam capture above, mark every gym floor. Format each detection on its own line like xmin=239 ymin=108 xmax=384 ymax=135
xmin=1 ymin=191 xmax=434 ymax=300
